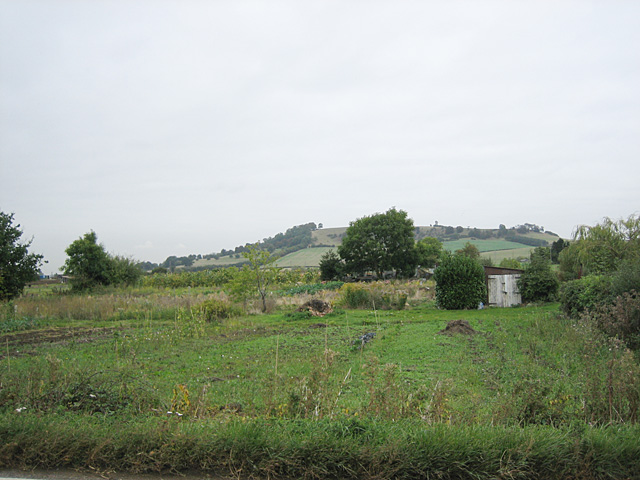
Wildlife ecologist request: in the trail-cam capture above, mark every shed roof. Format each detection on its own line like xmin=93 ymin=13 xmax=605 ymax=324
xmin=483 ymin=266 xmax=524 ymax=276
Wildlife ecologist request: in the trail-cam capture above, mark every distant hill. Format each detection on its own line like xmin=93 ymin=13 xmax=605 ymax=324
xmin=144 ymin=222 xmax=560 ymax=271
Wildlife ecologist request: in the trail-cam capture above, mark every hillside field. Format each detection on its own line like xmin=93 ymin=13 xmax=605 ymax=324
xmin=442 ymin=238 xmax=530 ymax=253
xmin=311 ymin=226 xmax=346 ymax=246
xmin=481 ymin=247 xmax=539 ymax=264
xmin=274 ymin=246 xmax=336 ymax=267
xmin=274 ymin=238 xmax=540 ymax=268
xmin=190 ymin=255 xmax=248 ymax=268
xmin=165 ymin=226 xmax=559 ymax=270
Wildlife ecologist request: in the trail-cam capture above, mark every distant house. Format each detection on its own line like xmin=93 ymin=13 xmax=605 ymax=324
xmin=484 ymin=266 xmax=523 ymax=307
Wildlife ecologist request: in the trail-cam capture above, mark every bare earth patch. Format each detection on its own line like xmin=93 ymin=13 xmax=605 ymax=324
xmin=297 ymin=299 xmax=333 ymax=317
xmin=0 ymin=326 xmax=119 ymax=352
xmin=437 ymin=319 xmax=478 ymax=336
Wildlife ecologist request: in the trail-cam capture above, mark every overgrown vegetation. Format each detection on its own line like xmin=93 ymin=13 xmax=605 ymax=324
xmin=337 ymin=282 xmax=410 ymax=310
xmin=559 ymin=215 xmax=640 ymax=348
xmin=1 ymin=274 xmax=640 ymax=477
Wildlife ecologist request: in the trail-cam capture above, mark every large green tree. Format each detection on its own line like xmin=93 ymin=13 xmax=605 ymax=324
xmin=571 ymin=214 xmax=640 ymax=275
xmin=62 ymin=231 xmax=142 ymax=291
xmin=63 ymin=231 xmax=114 ymax=290
xmin=0 ymin=212 xmax=44 ymax=300
xmin=550 ymin=238 xmax=569 ymax=263
xmin=455 ymin=241 xmax=480 ymax=260
xmin=517 ymin=247 xmax=559 ymax=303
xmin=319 ymin=250 xmax=343 ymax=281
xmin=415 ymin=237 xmax=443 ymax=269
xmin=338 ymin=208 xmax=417 ymax=278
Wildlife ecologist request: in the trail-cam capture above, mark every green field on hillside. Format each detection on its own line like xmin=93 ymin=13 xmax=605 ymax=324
xmin=443 ymin=238 xmax=531 ymax=253
xmin=190 ymin=255 xmax=248 ymax=268
xmin=482 ymin=247 xmax=535 ymax=264
xmin=160 ymin=226 xmax=559 ymax=271
xmin=275 ymin=246 xmax=335 ymax=267
xmin=183 ymin=239 xmax=542 ymax=270
xmin=239 ymin=239 xmax=540 ymax=269
xmin=311 ymin=226 xmax=345 ymax=246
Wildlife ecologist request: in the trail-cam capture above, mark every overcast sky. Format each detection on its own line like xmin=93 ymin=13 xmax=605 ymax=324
xmin=1 ymin=1 xmax=639 ymax=274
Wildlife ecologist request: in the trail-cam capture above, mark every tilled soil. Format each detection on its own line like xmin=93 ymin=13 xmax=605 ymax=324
xmin=0 ymin=327 xmax=120 ymax=357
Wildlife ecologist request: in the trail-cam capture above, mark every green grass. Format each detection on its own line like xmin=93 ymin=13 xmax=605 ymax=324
xmin=190 ymin=255 xmax=248 ymax=268
xmin=311 ymin=226 xmax=346 ymax=246
xmin=443 ymin=239 xmax=531 ymax=253
xmin=275 ymin=246 xmax=336 ymax=267
xmin=2 ymin=415 xmax=639 ymax=479
xmin=0 ymin=301 xmax=628 ymax=421
xmin=1 ymin=286 xmax=639 ymax=478
xmin=481 ymin=246 xmax=535 ymax=264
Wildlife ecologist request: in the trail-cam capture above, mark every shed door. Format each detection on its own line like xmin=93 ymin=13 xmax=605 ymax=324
xmin=487 ymin=274 xmax=522 ymax=307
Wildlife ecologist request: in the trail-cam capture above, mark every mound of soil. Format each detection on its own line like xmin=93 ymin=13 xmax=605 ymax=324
xmin=437 ymin=319 xmax=478 ymax=336
xmin=298 ymin=299 xmax=333 ymax=317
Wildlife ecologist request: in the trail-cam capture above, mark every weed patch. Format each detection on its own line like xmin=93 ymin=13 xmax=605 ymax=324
xmin=2 ymin=286 xmax=640 ymax=478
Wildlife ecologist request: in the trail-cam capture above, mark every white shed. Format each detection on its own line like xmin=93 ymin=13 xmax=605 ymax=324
xmin=484 ymin=266 xmax=523 ymax=307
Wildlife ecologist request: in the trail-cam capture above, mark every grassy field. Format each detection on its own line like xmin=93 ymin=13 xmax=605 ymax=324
xmin=482 ymin=247 xmax=536 ymax=264
xmin=311 ymin=226 xmax=346 ymax=246
xmin=190 ymin=255 xmax=248 ymax=268
xmin=275 ymin=246 xmax=336 ymax=267
xmin=1 ymin=282 xmax=639 ymax=478
xmin=276 ymin=239 xmax=537 ymax=269
xmin=165 ymin=227 xmax=559 ymax=270
xmin=442 ymin=238 xmax=531 ymax=253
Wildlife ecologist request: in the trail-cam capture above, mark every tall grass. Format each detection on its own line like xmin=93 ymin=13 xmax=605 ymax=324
xmin=10 ymin=290 xmax=232 ymax=322
xmin=1 ymin=415 xmax=638 ymax=479
xmin=337 ymin=280 xmax=431 ymax=310
xmin=2 ymin=284 xmax=640 ymax=478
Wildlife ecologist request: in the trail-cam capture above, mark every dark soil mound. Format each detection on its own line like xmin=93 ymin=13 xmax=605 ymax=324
xmin=437 ymin=319 xmax=477 ymax=336
xmin=298 ymin=299 xmax=333 ymax=317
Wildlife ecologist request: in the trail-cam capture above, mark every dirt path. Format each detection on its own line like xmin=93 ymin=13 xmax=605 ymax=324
xmin=0 ymin=327 xmax=120 ymax=356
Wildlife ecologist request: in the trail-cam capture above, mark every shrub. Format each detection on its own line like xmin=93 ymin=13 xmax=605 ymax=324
xmin=585 ymin=291 xmax=640 ymax=350
xmin=382 ymin=292 xmax=408 ymax=310
xmin=198 ymin=298 xmax=237 ymax=322
xmin=319 ymin=250 xmax=343 ymax=281
xmin=433 ymin=254 xmax=486 ymax=310
xmin=559 ymin=258 xmax=640 ymax=319
xmin=499 ymin=258 xmax=523 ymax=269
xmin=339 ymin=283 xmax=374 ymax=309
xmin=611 ymin=258 xmax=640 ymax=297
xmin=109 ymin=255 xmax=143 ymax=287
xmin=0 ymin=302 xmax=40 ymax=333
xmin=559 ymin=275 xmax=614 ymax=318
xmin=517 ymin=247 xmax=559 ymax=302
xmin=337 ymin=282 xmax=408 ymax=310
